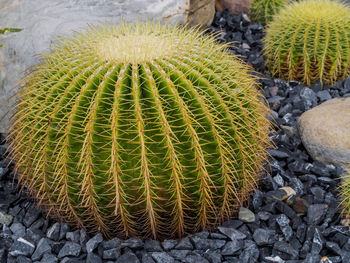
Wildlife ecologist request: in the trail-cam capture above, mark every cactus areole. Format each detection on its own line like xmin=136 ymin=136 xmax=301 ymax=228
xmin=9 ymin=22 xmax=272 ymax=239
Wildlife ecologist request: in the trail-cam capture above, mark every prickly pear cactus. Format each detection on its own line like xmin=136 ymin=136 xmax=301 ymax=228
xmin=250 ymin=0 xmax=289 ymax=26
xmin=9 ymin=22 xmax=272 ymax=239
xmin=263 ymin=0 xmax=350 ymax=86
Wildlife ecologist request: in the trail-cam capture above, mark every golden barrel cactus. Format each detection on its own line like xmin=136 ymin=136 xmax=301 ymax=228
xmin=8 ymin=22 xmax=272 ymax=239
xmin=263 ymin=0 xmax=350 ymax=85
xmin=250 ymin=0 xmax=290 ymax=26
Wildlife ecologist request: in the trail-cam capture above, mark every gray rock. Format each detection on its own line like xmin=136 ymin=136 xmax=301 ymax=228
xmin=46 ymin=223 xmax=60 ymax=241
xmin=142 ymin=253 xmax=156 ymax=263
xmin=103 ymin=248 xmax=121 ymax=260
xmin=264 ymin=255 xmax=285 ymax=263
xmin=289 ymin=177 xmax=304 ymax=196
xmin=102 ymin=237 xmax=121 ymax=249
xmin=0 ymin=210 xmax=13 ymax=226
xmin=66 ymin=230 xmax=80 ymax=243
xmin=191 ymin=236 xmax=226 ymax=250
xmin=307 ymin=204 xmax=328 ymax=225
xmin=239 ymin=241 xmax=259 ymax=263
xmin=276 ymin=214 xmax=293 ymax=241
xmin=59 ymin=223 xmax=70 ymax=241
xmin=169 ymin=250 xmax=190 ymax=260
xmin=311 ymin=228 xmax=325 ymax=254
xmin=86 ymin=233 xmax=103 ymax=253
xmin=87 ymin=252 xmax=102 ymax=263
xmin=221 ymin=240 xmax=243 ymax=256
xmin=183 ymin=254 xmax=209 ymax=263
xmin=79 ymin=229 xmax=88 ymax=247
xmin=23 ymin=209 xmax=40 ymax=228
xmin=116 ymin=252 xmax=140 ymax=263
xmin=238 ymin=207 xmax=255 ymax=223
xmin=16 ymin=256 xmax=31 ymax=263
xmin=317 ymin=90 xmax=332 ymax=102
xmin=210 ymin=232 xmax=227 ymax=239
xmin=174 ymin=237 xmax=193 ymax=250
xmin=26 ymin=228 xmax=44 ymax=244
xmin=218 ymin=227 xmax=247 ymax=240
xmin=0 ymin=0 xmax=215 ymax=133
xmin=9 ymin=237 xmax=36 ymax=257
xmin=31 ymin=238 xmax=51 ymax=261
xmin=253 ymin=228 xmax=275 ymax=246
xmin=57 ymin=241 xmax=81 ymax=258
xmin=10 ymin=222 xmax=26 ymax=238
xmin=300 ymin=87 xmax=317 ymax=110
xmin=145 ymin=240 xmax=163 ymax=252
xmin=121 ymin=237 xmax=144 ymax=249
xmin=304 ymin=253 xmax=321 ymax=263
xmin=311 ymin=186 xmax=325 ymax=203
xmin=151 ymin=252 xmax=175 ymax=263
xmin=162 ymin=240 xmax=177 ymax=251
xmin=326 ymin=241 xmax=341 ymax=256
xmin=280 ymin=125 xmax=299 ymax=137
xmin=40 ymin=253 xmax=58 ymax=263
xmin=273 ymin=241 xmax=298 ymax=259
xmin=204 ymin=249 xmax=222 ymax=263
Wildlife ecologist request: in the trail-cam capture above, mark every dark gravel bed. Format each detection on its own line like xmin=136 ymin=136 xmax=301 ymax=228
xmin=1 ymin=10 xmax=350 ymax=263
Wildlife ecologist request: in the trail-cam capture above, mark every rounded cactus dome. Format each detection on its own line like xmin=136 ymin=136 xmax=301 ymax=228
xmin=9 ymin=22 xmax=272 ymax=239
xmin=263 ymin=0 xmax=350 ymax=85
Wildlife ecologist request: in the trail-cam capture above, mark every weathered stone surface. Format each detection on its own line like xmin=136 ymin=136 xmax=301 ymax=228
xmin=0 ymin=210 xmax=13 ymax=226
xmin=188 ymin=0 xmax=215 ymax=28
xmin=216 ymin=0 xmax=252 ymax=14
xmin=0 ymin=0 xmax=215 ymax=132
xmin=298 ymin=98 xmax=350 ymax=166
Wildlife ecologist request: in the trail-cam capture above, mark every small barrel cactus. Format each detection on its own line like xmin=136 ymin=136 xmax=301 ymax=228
xmin=8 ymin=22 xmax=272 ymax=239
xmin=250 ymin=0 xmax=289 ymax=26
xmin=339 ymin=168 xmax=350 ymax=219
xmin=263 ymin=0 xmax=350 ymax=86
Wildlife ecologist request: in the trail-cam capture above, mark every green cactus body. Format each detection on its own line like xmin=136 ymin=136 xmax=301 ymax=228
xmin=9 ymin=22 xmax=272 ymax=239
xmin=250 ymin=0 xmax=289 ymax=26
xmin=340 ymin=169 xmax=350 ymax=218
xmin=263 ymin=0 xmax=350 ymax=86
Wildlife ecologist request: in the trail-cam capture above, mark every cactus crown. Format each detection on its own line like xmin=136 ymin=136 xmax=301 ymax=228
xmin=250 ymin=0 xmax=289 ymax=26
xmin=263 ymin=0 xmax=350 ymax=85
xmin=8 ymin=22 xmax=272 ymax=239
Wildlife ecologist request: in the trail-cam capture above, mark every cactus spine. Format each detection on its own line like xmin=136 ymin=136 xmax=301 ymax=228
xmin=9 ymin=22 xmax=272 ymax=239
xmin=263 ymin=0 xmax=350 ymax=85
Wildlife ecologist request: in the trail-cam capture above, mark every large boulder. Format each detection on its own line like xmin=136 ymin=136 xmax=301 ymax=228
xmin=298 ymin=98 xmax=350 ymax=167
xmin=0 ymin=0 xmax=215 ymax=133
xmin=216 ymin=0 xmax=252 ymax=14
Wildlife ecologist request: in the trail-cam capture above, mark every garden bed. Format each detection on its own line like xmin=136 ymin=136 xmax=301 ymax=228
xmin=0 ymin=10 xmax=350 ymax=263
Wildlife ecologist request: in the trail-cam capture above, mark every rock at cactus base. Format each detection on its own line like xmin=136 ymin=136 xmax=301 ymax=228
xmin=298 ymin=98 xmax=350 ymax=167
